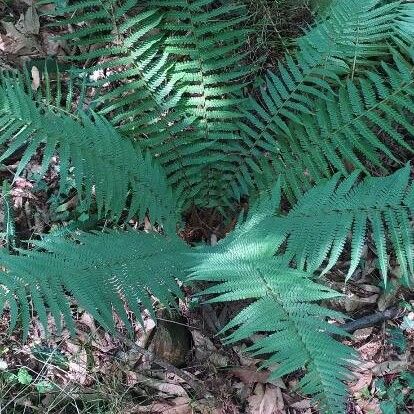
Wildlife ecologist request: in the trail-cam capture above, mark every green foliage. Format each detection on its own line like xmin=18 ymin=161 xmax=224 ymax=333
xmin=0 ymin=230 xmax=189 ymax=339
xmin=0 ymin=181 xmax=15 ymax=251
xmin=0 ymin=77 xmax=179 ymax=231
xmin=274 ymin=166 xmax=414 ymax=286
xmin=190 ymin=186 xmax=358 ymax=414
xmin=238 ymin=0 xmax=414 ymax=200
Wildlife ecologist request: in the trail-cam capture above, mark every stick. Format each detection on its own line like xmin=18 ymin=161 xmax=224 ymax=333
xmin=341 ymin=307 xmax=401 ymax=333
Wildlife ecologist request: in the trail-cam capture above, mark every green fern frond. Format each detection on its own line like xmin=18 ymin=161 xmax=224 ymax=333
xmin=0 ymin=78 xmax=179 ymax=231
xmin=152 ymin=0 xmax=252 ymax=208
xmin=300 ymin=0 xmax=413 ymax=74
xmin=235 ymin=47 xmax=414 ymax=202
xmin=0 ymin=229 xmax=189 ymax=339
xmin=190 ymin=186 xmax=357 ymax=414
xmin=275 ymin=165 xmax=414 ymax=286
xmin=48 ymin=1 xmax=185 ymax=137
xmin=279 ymin=51 xmax=414 ymax=198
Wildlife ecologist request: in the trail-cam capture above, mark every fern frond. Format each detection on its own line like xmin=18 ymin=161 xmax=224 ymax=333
xmin=48 ymin=1 xmax=185 ymax=137
xmin=300 ymin=0 xmax=413 ymax=74
xmin=152 ymin=0 xmax=252 ymax=208
xmin=276 ymin=165 xmax=414 ymax=286
xmin=0 ymin=78 xmax=179 ymax=232
xmin=0 ymin=229 xmax=189 ymax=338
xmin=235 ymin=48 xmax=414 ymax=202
xmin=190 ymin=186 xmax=357 ymax=414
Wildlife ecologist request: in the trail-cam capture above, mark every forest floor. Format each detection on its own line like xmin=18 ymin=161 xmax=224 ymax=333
xmin=0 ymin=1 xmax=413 ymax=413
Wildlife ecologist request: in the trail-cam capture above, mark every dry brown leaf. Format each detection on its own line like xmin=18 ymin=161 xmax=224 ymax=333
xmin=0 ymin=20 xmax=38 ymax=54
xmin=68 ymin=347 xmax=88 ymax=385
xmin=344 ymin=293 xmax=379 ymax=312
xmin=135 ymin=373 xmax=188 ymax=397
xmin=350 ymin=371 xmax=373 ymax=394
xmin=372 ymin=358 xmax=410 ymax=376
xmin=230 ymin=367 xmax=270 ymax=385
xmin=356 ymin=398 xmax=381 ymax=414
xmin=247 ymin=384 xmax=285 ymax=414
xmin=353 ymin=327 xmax=374 ymax=342
xmin=230 ymin=367 xmax=285 ymax=389
xmin=290 ymin=400 xmax=311 ymax=409
xmin=131 ymin=397 xmax=192 ymax=413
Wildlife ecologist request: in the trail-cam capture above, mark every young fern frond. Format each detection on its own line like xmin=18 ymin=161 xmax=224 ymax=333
xmin=0 ymin=230 xmax=189 ymax=339
xmin=0 ymin=78 xmax=179 ymax=231
xmin=190 ymin=187 xmax=357 ymax=414
xmin=274 ymin=165 xmax=414 ymax=286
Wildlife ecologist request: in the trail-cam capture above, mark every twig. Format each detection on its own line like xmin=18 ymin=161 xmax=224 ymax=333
xmin=116 ymin=333 xmax=207 ymax=398
xmin=341 ymin=307 xmax=402 ymax=333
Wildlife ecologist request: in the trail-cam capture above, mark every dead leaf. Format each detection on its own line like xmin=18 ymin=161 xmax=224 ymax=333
xmin=0 ymin=20 xmax=38 ymax=54
xmin=372 ymin=358 xmax=410 ymax=376
xmin=230 ymin=367 xmax=269 ymax=385
xmin=247 ymin=384 xmax=285 ymax=414
xmin=230 ymin=367 xmax=285 ymax=389
xmin=135 ymin=373 xmax=188 ymax=397
xmin=24 ymin=6 xmax=40 ymax=35
xmin=350 ymin=371 xmax=373 ymax=394
xmin=130 ymin=397 xmax=192 ymax=414
xmin=290 ymin=400 xmax=311 ymax=409
xmin=353 ymin=327 xmax=374 ymax=341
xmin=68 ymin=347 xmax=88 ymax=385
xmin=31 ymin=66 xmax=40 ymax=91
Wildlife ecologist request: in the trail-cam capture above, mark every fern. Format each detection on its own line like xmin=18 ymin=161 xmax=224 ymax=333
xmin=150 ymin=0 xmax=252 ymax=208
xmin=233 ymin=0 xmax=414 ymax=201
xmin=0 ymin=77 xmax=179 ymax=231
xmin=274 ymin=165 xmax=414 ymax=287
xmin=48 ymin=1 xmax=186 ymax=137
xmin=190 ymin=186 xmax=358 ymax=414
xmin=0 ymin=181 xmax=15 ymax=251
xmin=277 ymin=51 xmax=414 ymax=199
xmin=0 ymin=2 xmax=413 ymax=413
xmin=0 ymin=229 xmax=189 ymax=339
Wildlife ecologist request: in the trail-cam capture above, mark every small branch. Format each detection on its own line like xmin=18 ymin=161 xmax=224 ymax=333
xmin=341 ymin=307 xmax=402 ymax=333
xmin=116 ymin=333 xmax=207 ymax=398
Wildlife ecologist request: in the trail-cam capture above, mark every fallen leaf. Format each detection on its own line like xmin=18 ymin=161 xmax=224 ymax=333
xmin=247 ymin=384 xmax=285 ymax=414
xmin=131 ymin=397 xmax=192 ymax=413
xmin=350 ymin=371 xmax=373 ymax=394
xmin=0 ymin=20 xmax=38 ymax=54
xmin=230 ymin=367 xmax=269 ymax=385
xmin=135 ymin=373 xmax=188 ymax=397
xmin=372 ymin=358 xmax=410 ymax=376
xmin=290 ymin=400 xmax=311 ymax=409
xmin=230 ymin=367 xmax=285 ymax=389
